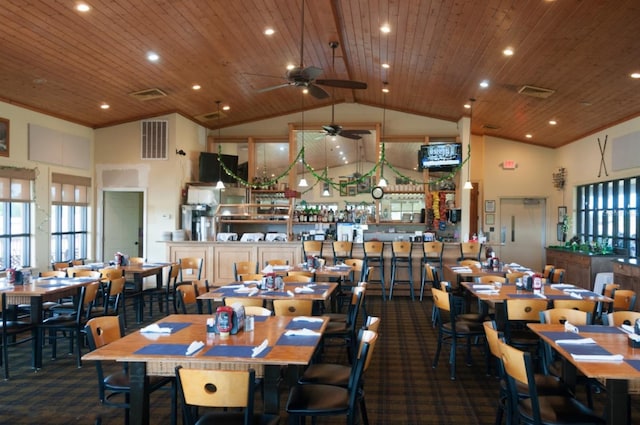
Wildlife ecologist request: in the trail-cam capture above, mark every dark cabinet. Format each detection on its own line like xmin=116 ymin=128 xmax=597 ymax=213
xmin=545 ymin=248 xmax=617 ymax=290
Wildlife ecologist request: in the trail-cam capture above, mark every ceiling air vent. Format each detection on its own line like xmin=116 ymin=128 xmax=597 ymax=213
xmin=128 ymin=88 xmax=167 ymax=101
xmin=195 ymin=110 xmax=227 ymax=122
xmin=518 ymin=85 xmax=555 ymax=99
xmin=482 ymin=124 xmax=501 ymax=130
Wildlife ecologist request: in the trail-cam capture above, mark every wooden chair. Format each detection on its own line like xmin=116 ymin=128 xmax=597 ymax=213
xmin=505 ymin=272 xmax=525 ymax=283
xmin=178 ymin=257 xmax=203 ymax=282
xmin=0 ymin=293 xmax=34 ymax=379
xmin=91 ymin=277 xmax=126 ymax=317
xmin=459 ymin=242 xmax=482 ymax=261
xmin=422 ymin=241 xmax=444 ymax=275
xmin=611 ymin=289 xmax=637 ymax=312
xmin=265 ymin=259 xmax=288 ymax=266
xmin=175 ymin=283 xmax=200 ymax=314
xmin=540 ymin=308 xmax=591 ymax=326
xmin=223 ymin=297 xmax=264 ymax=308
xmin=548 ymin=268 xmax=566 ymax=283
xmin=40 ymin=281 xmax=101 ymax=367
xmin=603 ymin=283 xmax=620 ymax=298
xmin=476 ymin=275 xmax=506 ymax=284
xmin=603 ymin=310 xmax=640 ymax=327
xmin=287 ymin=270 xmax=314 ymax=278
xmin=552 ymin=299 xmax=597 ymax=314
xmin=287 ymin=329 xmax=378 ymax=425
xmin=40 ymin=270 xmax=66 ymax=278
xmin=70 ymin=259 xmax=85 ymax=266
xmin=233 ymin=261 xmax=258 ymax=281
xmin=459 ymin=259 xmax=481 ymax=268
xmin=85 ymin=315 xmax=175 ymax=424
xmin=239 ymin=273 xmax=264 ymax=282
xmin=363 ymin=241 xmax=386 ymax=300
xmin=302 ymin=240 xmax=324 ymax=260
xmin=66 ymin=267 xmax=100 ymax=278
xmin=322 ymin=286 xmax=366 ymax=360
xmin=389 ymin=241 xmax=414 ymax=300
xmin=244 ymin=306 xmax=273 ymax=316
xmin=128 ymin=256 xmax=145 ymax=265
xmin=542 ymin=264 xmax=555 ymax=280
xmin=503 ymin=298 xmax=549 ymax=357
xmin=99 ymin=267 xmax=124 ymax=282
xmin=52 ymin=261 xmax=71 ymax=271
xmin=498 ymin=338 xmax=605 ymax=425
xmin=273 ymin=299 xmax=313 ymax=316
xmin=431 ymin=287 xmax=485 ymax=380
xmin=332 ymin=241 xmax=353 ymax=265
xmin=282 ymin=275 xmax=313 ymax=283
xmin=175 ymin=366 xmax=279 ymax=425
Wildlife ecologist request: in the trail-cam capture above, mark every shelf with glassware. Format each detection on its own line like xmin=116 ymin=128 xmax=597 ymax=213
xmin=213 ymin=203 xmax=293 ymax=239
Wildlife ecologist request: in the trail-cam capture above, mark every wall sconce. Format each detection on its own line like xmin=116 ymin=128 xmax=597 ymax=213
xmin=176 ymin=149 xmax=186 ymax=156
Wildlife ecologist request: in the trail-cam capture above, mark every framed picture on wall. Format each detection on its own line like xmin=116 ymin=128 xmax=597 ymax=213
xmin=339 ymin=180 xmax=348 ymax=196
xmin=347 ymin=185 xmax=357 ymax=197
xmin=485 ymin=213 xmax=495 ymax=225
xmin=485 ymin=200 xmax=496 ymax=213
xmin=0 ymin=118 xmax=9 ymax=157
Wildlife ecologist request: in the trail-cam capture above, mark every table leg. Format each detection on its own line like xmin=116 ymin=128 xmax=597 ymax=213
xmin=605 ymin=379 xmax=628 ymax=425
xmin=263 ymin=364 xmax=282 ymax=415
xmin=129 ymin=362 xmax=150 ymax=425
xmin=30 ymin=296 xmax=42 ymax=369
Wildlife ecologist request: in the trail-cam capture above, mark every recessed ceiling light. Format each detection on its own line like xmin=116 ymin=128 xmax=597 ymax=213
xmin=264 ymin=28 xmax=275 ymax=36
xmin=222 ymin=105 xmax=230 ymax=111
xmin=344 ymin=160 xmax=349 ymax=164
xmin=286 ymin=63 xmax=295 ymax=70
xmin=525 ymin=134 xmax=532 ymax=138
xmin=192 ymin=84 xmax=201 ymax=90
xmin=380 ymin=24 xmax=391 ymax=33
xmin=503 ymin=47 xmax=514 ymax=56
xmin=100 ymin=103 xmax=110 ymax=110
xmin=382 ymin=85 xmax=390 ymax=93
xmin=302 ymin=88 xmax=309 ymax=94
xmin=279 ymin=146 xmax=284 ymax=151
xmin=382 ymin=63 xmax=390 ymax=69
xmin=147 ymin=52 xmax=159 ymax=62
xmin=464 ymin=103 xmax=471 ymax=109
xmin=479 ymin=80 xmax=490 ymax=88
xmin=549 ymin=120 xmax=557 ymax=125
xmin=631 ymin=72 xmax=640 ymax=79
xmin=75 ymin=3 xmax=91 ymax=12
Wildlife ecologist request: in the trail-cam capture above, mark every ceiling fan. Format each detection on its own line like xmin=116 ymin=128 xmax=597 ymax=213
xmin=322 ymin=42 xmax=372 ymax=140
xmin=257 ymin=0 xmax=367 ymax=100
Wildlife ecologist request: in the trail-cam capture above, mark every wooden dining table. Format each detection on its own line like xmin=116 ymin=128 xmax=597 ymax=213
xmin=82 ymin=314 xmax=328 ymax=425
xmin=528 ymin=323 xmax=640 ymax=425
xmin=0 ymin=275 xmax=100 ymax=369
xmin=116 ymin=262 xmax=173 ymax=322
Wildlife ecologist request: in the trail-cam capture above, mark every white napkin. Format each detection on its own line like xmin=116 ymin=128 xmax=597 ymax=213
xmin=294 ymin=286 xmax=314 ymax=293
xmin=564 ymin=288 xmax=589 ymax=292
xmin=248 ymin=288 xmax=259 ymax=297
xmin=261 ymin=264 xmax=274 ymax=274
xmin=185 ymin=341 xmax=205 ymax=356
xmin=475 ymin=289 xmax=500 ymax=295
xmin=551 ymin=284 xmax=575 ymax=289
xmin=225 ymin=284 xmax=244 ymax=288
xmin=251 ymin=339 xmax=269 ymax=358
xmin=452 ymin=267 xmax=472 ymax=273
xmin=242 ymin=280 xmax=260 ymax=285
xmin=234 ymin=286 xmax=253 ymax=293
xmin=569 ymin=291 xmax=583 ymax=299
xmin=293 ymin=316 xmax=324 ymax=323
xmin=555 ymin=338 xmax=596 ymax=345
xmin=473 ymin=284 xmax=495 ymax=290
xmin=272 ymin=265 xmax=290 ymax=271
xmin=284 ymin=328 xmax=320 ymax=336
xmin=287 ymin=290 xmax=295 ymax=297
xmin=140 ymin=324 xmax=172 ymax=334
xmin=571 ymin=354 xmax=624 ymax=362
xmin=620 ymin=324 xmax=635 ymax=334
xmin=564 ymin=321 xmax=579 ymax=334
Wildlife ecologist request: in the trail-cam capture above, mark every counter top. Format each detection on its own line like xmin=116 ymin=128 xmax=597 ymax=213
xmin=613 ymin=258 xmax=638 ymax=266
xmin=545 ymin=246 xmax=618 ymax=257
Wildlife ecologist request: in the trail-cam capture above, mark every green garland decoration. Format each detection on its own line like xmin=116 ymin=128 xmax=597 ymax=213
xmin=217 ymin=143 xmax=470 ymax=191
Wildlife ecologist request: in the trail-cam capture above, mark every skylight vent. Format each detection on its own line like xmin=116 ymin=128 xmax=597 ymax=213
xmin=129 ymin=88 xmax=167 ymax=101
xmin=518 ymin=85 xmax=555 ymax=99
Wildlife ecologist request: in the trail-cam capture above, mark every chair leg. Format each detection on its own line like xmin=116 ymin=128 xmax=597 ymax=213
xmin=449 ymin=337 xmax=457 ymax=380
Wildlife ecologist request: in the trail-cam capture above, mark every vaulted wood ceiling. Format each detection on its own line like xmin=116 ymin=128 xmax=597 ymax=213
xmin=1 ymin=0 xmax=640 ymax=149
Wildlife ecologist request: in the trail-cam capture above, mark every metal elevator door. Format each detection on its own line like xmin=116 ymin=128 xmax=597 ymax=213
xmin=499 ymin=198 xmax=546 ymax=271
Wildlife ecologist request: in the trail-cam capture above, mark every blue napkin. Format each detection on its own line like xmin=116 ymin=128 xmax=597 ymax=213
xmin=135 ymin=344 xmax=191 ymax=355
xmin=204 ymin=345 xmax=271 ymax=358
xmin=276 ymin=334 xmax=319 ymax=346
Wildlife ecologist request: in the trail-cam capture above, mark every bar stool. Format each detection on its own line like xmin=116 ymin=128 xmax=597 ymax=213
xmin=421 ymin=241 xmax=444 ymax=289
xmin=332 ymin=241 xmax=353 ymax=265
xmin=302 ymin=240 xmax=323 ymax=262
xmin=389 ymin=241 xmax=414 ymax=300
xmin=363 ymin=241 xmax=386 ymax=300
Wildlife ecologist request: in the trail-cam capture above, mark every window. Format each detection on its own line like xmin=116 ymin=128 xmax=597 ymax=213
xmin=0 ymin=168 xmax=35 ymax=270
xmin=576 ymin=176 xmax=637 ymax=257
xmin=50 ymin=173 xmax=91 ymax=262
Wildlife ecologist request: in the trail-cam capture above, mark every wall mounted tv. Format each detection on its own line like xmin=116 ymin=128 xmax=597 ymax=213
xmin=418 ymin=142 xmax=462 ymax=171
xmin=199 ymin=152 xmax=239 ymax=183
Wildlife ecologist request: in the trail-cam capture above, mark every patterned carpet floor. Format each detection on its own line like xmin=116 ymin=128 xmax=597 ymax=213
xmin=0 ymin=293 xmax=631 ymax=424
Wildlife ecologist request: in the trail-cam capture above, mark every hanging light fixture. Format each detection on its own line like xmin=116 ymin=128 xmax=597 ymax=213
xmin=378 ymin=82 xmax=389 ymax=188
xmin=321 ymin=135 xmax=331 ymax=196
xmin=463 ymin=98 xmax=475 ymax=190
xmin=298 ymin=96 xmax=308 ymax=187
xmin=214 ymin=100 xmax=225 ymax=190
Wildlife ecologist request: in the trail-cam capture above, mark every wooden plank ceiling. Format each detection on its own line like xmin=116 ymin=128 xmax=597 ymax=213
xmin=1 ymin=0 xmax=640 ymax=150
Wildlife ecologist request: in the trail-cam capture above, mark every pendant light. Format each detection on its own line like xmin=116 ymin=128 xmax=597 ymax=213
xmin=298 ymin=96 xmax=308 ymax=187
xmin=463 ymin=98 xmax=474 ymax=190
xmin=214 ymin=100 xmax=225 ymax=190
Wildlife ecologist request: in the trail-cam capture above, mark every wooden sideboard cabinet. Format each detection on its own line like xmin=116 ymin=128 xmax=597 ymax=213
xmin=612 ymin=259 xmax=640 ymax=302
xmin=545 ymin=248 xmax=618 ymax=290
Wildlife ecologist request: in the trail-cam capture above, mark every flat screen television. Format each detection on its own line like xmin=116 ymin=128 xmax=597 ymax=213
xmin=418 ymin=142 xmax=462 ymax=171
xmin=199 ymin=152 xmax=239 ymax=183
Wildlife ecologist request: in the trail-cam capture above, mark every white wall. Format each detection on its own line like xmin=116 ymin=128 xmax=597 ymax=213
xmin=0 ymin=101 xmax=93 ymax=272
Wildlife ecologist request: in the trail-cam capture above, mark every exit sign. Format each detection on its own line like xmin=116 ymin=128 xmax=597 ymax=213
xmin=502 ymin=160 xmax=517 ymax=169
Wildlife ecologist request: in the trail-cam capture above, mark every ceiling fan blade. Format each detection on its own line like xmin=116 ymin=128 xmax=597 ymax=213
xmin=341 ymin=129 xmax=371 ymax=135
xmin=301 ymin=66 xmax=323 ymax=81
xmin=338 ymin=132 xmax=363 ymax=140
xmin=322 ymin=124 xmax=342 ymax=134
xmin=307 ymin=84 xmax=330 ymax=99
xmin=257 ymin=83 xmax=291 ymax=93
xmin=315 ymin=79 xmax=367 ymax=90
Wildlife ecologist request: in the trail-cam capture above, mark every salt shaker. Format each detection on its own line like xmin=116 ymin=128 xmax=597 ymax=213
xmin=245 ymin=315 xmax=255 ymax=332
